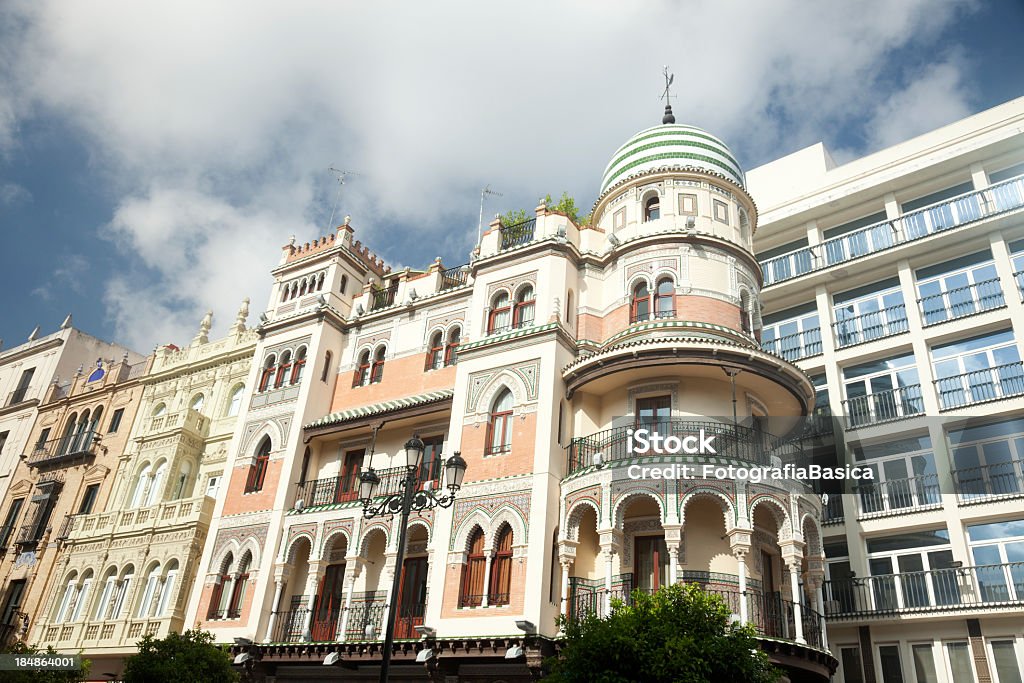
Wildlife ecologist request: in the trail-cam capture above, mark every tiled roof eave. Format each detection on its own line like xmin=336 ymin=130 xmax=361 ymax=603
xmin=303 ymin=389 xmax=455 ymax=431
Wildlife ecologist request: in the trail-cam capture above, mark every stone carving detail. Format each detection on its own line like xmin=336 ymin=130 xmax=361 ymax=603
xmin=211 ymin=523 xmax=269 ymax=567
xmin=487 ymin=271 xmax=538 ymax=299
xmin=449 ymin=491 xmax=531 ymax=550
xmin=355 ymin=329 xmax=392 ymax=351
xmin=466 ymin=360 xmax=541 ymax=413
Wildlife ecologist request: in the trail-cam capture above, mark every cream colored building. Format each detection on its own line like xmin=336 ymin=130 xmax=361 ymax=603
xmin=749 ymin=97 xmax=1024 ymax=682
xmin=31 ymin=305 xmax=257 ymax=677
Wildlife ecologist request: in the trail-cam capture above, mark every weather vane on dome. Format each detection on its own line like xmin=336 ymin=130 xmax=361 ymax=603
xmin=660 ymin=65 xmax=676 ymax=125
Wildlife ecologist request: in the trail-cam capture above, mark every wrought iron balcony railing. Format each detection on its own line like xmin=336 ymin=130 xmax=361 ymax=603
xmin=935 ymin=362 xmax=1024 ymax=410
xmin=369 ymin=286 xmax=398 ymax=311
xmin=918 ymin=278 xmax=1005 ymax=326
xmin=293 ymin=459 xmax=443 ymax=510
xmin=759 ymin=173 xmax=1024 ymax=286
xmin=842 ymin=384 xmax=924 ymax=428
xmin=823 ymin=562 xmax=1024 ymax=618
xmin=852 ymin=474 xmax=941 ymax=517
xmin=832 ymin=304 xmax=908 ymax=348
xmin=499 ymin=218 xmax=536 ymax=250
xmin=953 ymin=460 xmax=1024 ymax=502
xmin=568 ymin=573 xmax=822 ymax=649
xmin=439 ymin=264 xmax=469 ymax=290
xmin=566 ymin=419 xmax=800 ymax=474
xmin=821 ymin=495 xmax=845 ymax=525
xmin=26 ymin=432 xmax=101 ymax=467
xmin=630 ymin=308 xmax=677 ymax=324
xmin=761 ymin=327 xmax=823 ymax=360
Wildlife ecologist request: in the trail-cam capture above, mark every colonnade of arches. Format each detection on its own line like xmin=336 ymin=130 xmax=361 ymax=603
xmin=50 ymin=558 xmax=181 ymax=628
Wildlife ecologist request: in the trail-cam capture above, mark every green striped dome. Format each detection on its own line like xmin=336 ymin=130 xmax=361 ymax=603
xmin=600 ymin=124 xmax=745 ymax=194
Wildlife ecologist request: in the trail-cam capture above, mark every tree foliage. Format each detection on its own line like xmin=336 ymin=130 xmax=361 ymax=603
xmin=1 ymin=641 xmax=90 ymax=683
xmin=122 ymin=630 xmax=239 ymax=683
xmin=546 ymin=583 xmax=780 ymax=683
xmin=500 ymin=192 xmax=590 ymax=227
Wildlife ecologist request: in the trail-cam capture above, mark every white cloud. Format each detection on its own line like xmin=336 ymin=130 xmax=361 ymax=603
xmin=0 ymin=182 xmax=30 ymax=205
xmin=1 ymin=0 xmax=982 ymax=348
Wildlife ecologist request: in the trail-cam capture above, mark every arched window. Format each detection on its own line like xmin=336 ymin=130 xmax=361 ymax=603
xmin=71 ymin=410 xmax=90 ymax=453
xmin=280 ymin=285 xmax=288 ymax=303
xmin=460 ymin=529 xmax=486 ymax=607
xmin=513 ymin=285 xmax=535 ymax=329
xmin=70 ymin=570 xmax=92 ymax=622
xmin=644 ymin=195 xmax=660 ymax=222
xmin=275 ymin=350 xmax=292 ymax=389
xmin=156 ymin=560 xmax=179 ymax=617
xmin=340 ymin=274 xmax=348 ymax=295
xmin=190 ymin=393 xmax=205 ymax=413
xmin=370 ymin=346 xmax=386 ymax=384
xmin=145 ymin=461 xmax=168 ymax=506
xmin=226 ymin=384 xmax=244 ymax=417
xmin=259 ymin=355 xmax=277 ymax=392
xmin=245 ymin=437 xmax=271 ymax=493
xmin=111 ymin=565 xmax=135 ymax=619
xmin=299 ymin=280 xmax=308 ymax=297
xmin=137 ymin=564 xmax=162 ymax=618
xmin=445 ymin=326 xmax=461 ymax=367
xmin=488 ymin=292 xmax=511 ymax=334
xmin=290 ymin=282 xmax=299 ymax=300
xmin=228 ymin=551 xmax=251 ymax=619
xmin=487 ymin=388 xmax=514 ymax=454
xmin=95 ymin=568 xmax=118 ymax=620
xmin=489 ymin=526 xmax=513 ymax=606
xmin=88 ymin=406 xmax=103 ymax=441
xmin=631 ymin=281 xmax=651 ymax=323
xmin=130 ymin=464 xmax=152 ymax=508
xmin=654 ymin=278 xmax=675 ymax=318
xmin=55 ymin=572 xmax=79 ymax=623
xmin=291 ymin=346 xmax=307 ymax=384
xmin=152 ymin=403 xmax=167 ymax=417
xmin=321 ymin=351 xmax=333 ymax=383
xmin=427 ymin=331 xmax=444 ymax=370
xmin=209 ymin=552 xmax=234 ymax=619
xmin=316 ymin=273 xmax=325 ymax=291
xmin=173 ymin=460 xmax=192 ymax=500
xmin=58 ymin=413 xmax=78 ymax=455
xmin=354 ymin=350 xmax=371 ymax=387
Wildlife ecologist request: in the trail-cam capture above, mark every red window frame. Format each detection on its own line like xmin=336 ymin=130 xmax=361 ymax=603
xmin=513 ymin=287 xmax=535 ymax=328
xmin=653 ymin=278 xmax=674 ymax=318
xmin=426 ymin=332 xmax=444 ymax=370
xmin=275 ymin=353 xmax=292 ymax=389
xmin=370 ymin=348 xmax=385 ymax=384
xmin=259 ymin=357 xmax=276 ymax=392
xmin=245 ymin=441 xmax=271 ymax=493
xmin=631 ymin=282 xmax=650 ymax=323
xmin=489 ymin=527 xmax=513 ymax=606
xmin=444 ymin=329 xmax=460 ymax=367
xmin=488 ymin=293 xmax=512 ymax=334
xmin=290 ymin=348 xmax=307 ymax=384
xmin=460 ymin=529 xmax=486 ymax=607
xmin=353 ymin=351 xmax=371 ymax=387
xmin=487 ymin=406 xmax=513 ymax=454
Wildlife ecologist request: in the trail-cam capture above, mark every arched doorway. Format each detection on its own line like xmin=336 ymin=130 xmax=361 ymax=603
xmin=394 ymin=524 xmax=429 ymax=639
xmin=311 ymin=534 xmax=348 ymax=641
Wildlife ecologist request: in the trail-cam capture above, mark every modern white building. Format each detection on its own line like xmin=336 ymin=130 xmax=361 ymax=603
xmin=749 ymin=96 xmax=1024 ymax=683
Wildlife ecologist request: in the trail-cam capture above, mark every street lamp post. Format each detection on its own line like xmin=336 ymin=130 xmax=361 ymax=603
xmin=359 ymin=435 xmax=467 ymax=683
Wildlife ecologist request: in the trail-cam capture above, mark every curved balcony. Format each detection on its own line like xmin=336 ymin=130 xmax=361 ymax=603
xmin=565 ymin=419 xmax=803 ymax=476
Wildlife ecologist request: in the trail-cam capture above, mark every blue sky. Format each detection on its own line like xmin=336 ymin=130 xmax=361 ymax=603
xmin=1 ymin=1 xmax=1023 ymax=354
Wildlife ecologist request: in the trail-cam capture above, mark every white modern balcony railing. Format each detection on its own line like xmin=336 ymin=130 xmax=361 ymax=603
xmin=934 ymin=361 xmax=1024 ymax=410
xmin=842 ymin=385 xmax=925 ymax=428
xmin=953 ymin=460 xmax=1024 ymax=502
xmin=760 ymin=174 xmax=1024 ymax=286
xmin=918 ymin=278 xmax=1005 ymax=327
xmin=833 ymin=304 xmax=908 ymax=349
xmin=852 ymin=474 xmax=941 ymax=517
xmin=760 ymin=327 xmax=823 ymax=360
xmin=823 ymin=563 xmax=1024 ymax=618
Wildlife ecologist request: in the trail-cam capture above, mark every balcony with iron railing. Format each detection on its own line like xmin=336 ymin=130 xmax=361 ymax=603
xmin=629 ymin=308 xmax=677 ymax=325
xmin=567 ymin=572 xmax=823 ymax=649
xmin=761 ymin=328 xmax=823 ymax=361
xmin=439 ymin=264 xmax=469 ymax=290
xmin=935 ymin=362 xmax=1024 ymax=410
xmin=499 ymin=218 xmax=536 ymax=250
xmin=918 ymin=278 xmax=1005 ymax=326
xmin=851 ymin=474 xmax=941 ymax=518
xmin=823 ymin=562 xmax=1024 ymax=618
xmin=953 ymin=460 xmax=1024 ymax=503
xmin=292 ymin=459 xmax=443 ymax=511
xmin=759 ymin=173 xmax=1024 ymax=287
xmin=821 ymin=495 xmax=845 ymax=525
xmin=270 ymin=592 xmax=388 ymax=643
xmin=25 ymin=432 xmax=101 ymax=468
xmin=833 ymin=305 xmax=908 ymax=349
xmin=565 ymin=420 xmax=802 ymax=475
xmin=369 ymin=285 xmax=399 ymax=311
xmin=5 ymin=386 xmax=34 ymax=407
xmin=842 ymin=385 xmax=924 ymax=428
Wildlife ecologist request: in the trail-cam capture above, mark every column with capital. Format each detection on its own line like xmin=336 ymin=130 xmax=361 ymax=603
xmin=728 ymin=529 xmax=752 ymax=624
xmin=556 ymin=538 xmax=577 ymax=621
xmin=301 ymin=560 xmax=326 ymax=641
xmin=598 ymin=529 xmax=622 ymax=616
xmin=481 ymin=550 xmax=495 ymax=607
xmin=784 ymin=557 xmax=806 ymax=644
xmin=338 ymin=558 xmax=363 ymax=641
xmin=263 ymin=565 xmax=291 ymax=643
xmin=663 ymin=524 xmax=682 ymax=586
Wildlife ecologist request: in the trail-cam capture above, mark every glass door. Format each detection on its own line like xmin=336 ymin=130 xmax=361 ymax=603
xmin=634 ymin=536 xmax=668 ymax=594
xmin=311 ymin=563 xmax=346 ymax=641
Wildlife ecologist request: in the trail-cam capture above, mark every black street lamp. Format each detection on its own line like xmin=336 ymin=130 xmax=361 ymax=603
xmin=359 ymin=434 xmax=467 ymax=683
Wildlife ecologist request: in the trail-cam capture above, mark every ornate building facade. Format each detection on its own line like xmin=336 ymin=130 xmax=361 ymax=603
xmin=190 ymin=106 xmax=833 ymax=682
xmin=0 ymin=323 xmax=143 ymax=648
xmin=29 ymin=305 xmax=257 ymax=676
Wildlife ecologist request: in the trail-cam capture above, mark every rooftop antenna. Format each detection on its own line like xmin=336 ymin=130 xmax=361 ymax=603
xmin=327 ymin=167 xmax=362 ymax=231
xmin=660 ymin=65 xmax=676 ymax=124
xmin=477 ymin=184 xmax=503 ymax=249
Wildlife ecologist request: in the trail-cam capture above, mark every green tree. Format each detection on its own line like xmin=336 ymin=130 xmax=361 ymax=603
xmin=546 ymin=583 xmax=780 ymax=683
xmin=122 ymin=630 xmax=239 ymax=683
xmin=2 ymin=641 xmax=90 ymax=683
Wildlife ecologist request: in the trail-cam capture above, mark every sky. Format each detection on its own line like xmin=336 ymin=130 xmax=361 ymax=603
xmin=1 ymin=0 xmax=1023 ymax=354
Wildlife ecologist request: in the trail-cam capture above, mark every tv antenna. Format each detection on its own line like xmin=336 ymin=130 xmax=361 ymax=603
xmin=327 ymin=167 xmax=362 ymax=231
xmin=660 ymin=66 xmax=676 ymax=124
xmin=477 ymin=184 xmax=503 ymax=249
